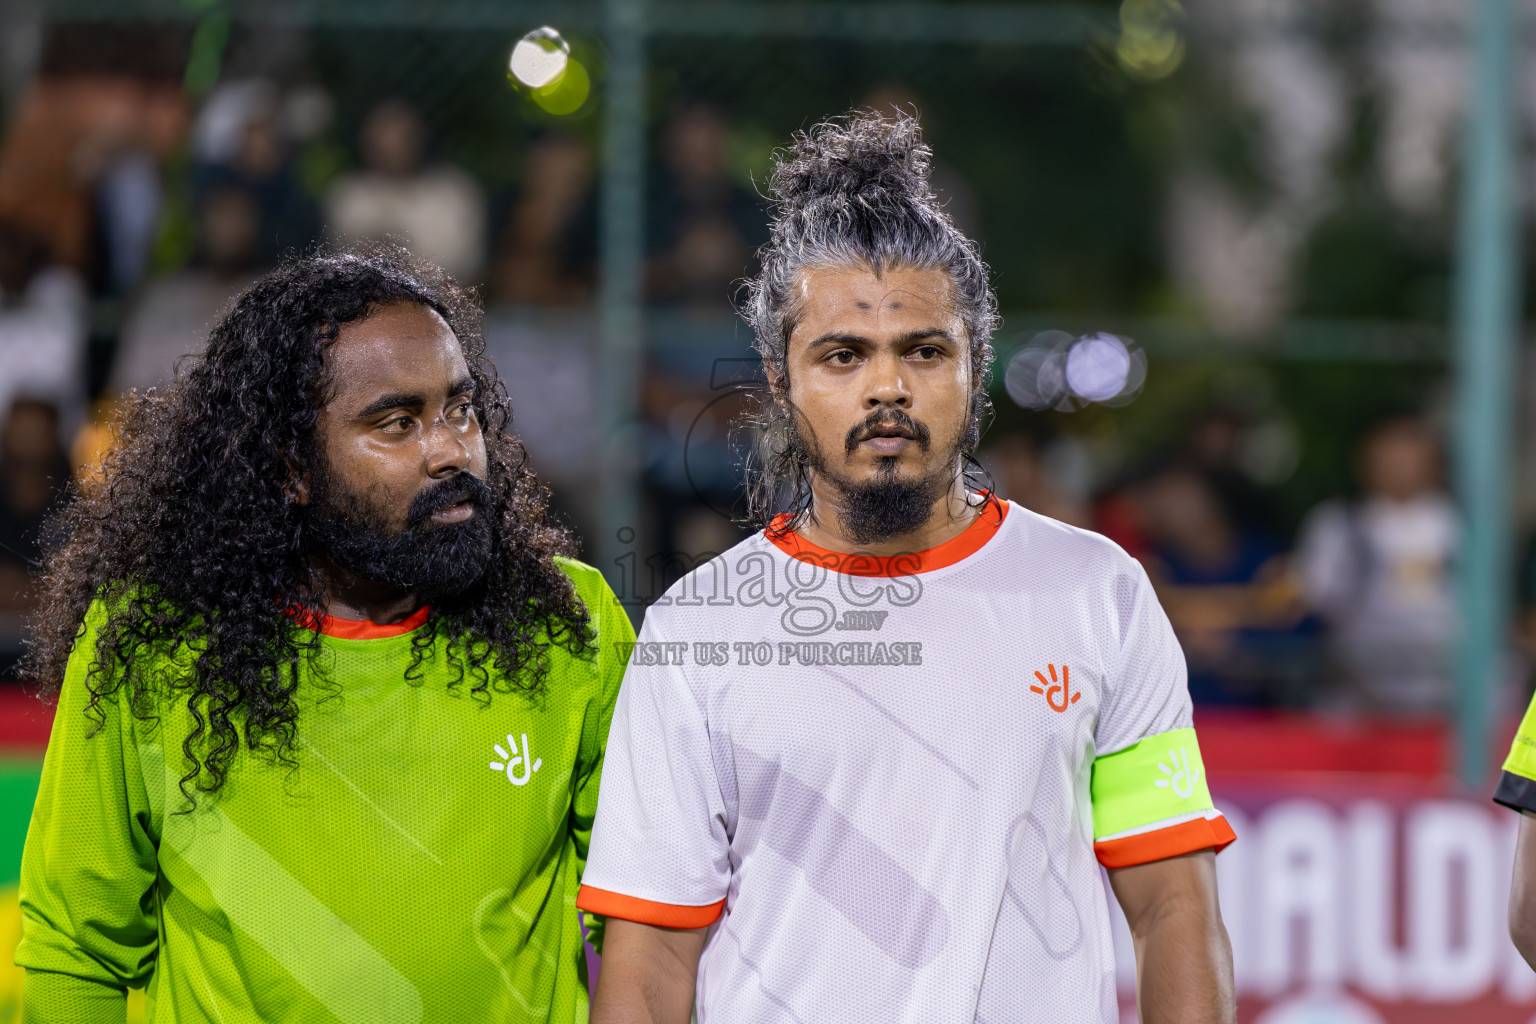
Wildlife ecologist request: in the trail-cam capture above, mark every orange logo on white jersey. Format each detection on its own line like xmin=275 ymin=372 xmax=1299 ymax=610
xmin=1030 ymin=664 xmax=1080 ymax=712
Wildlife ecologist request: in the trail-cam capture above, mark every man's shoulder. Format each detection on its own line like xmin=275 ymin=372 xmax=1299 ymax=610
xmin=997 ymin=502 xmax=1142 ymax=581
xmin=552 ymin=555 xmax=607 ymax=599
xmin=74 ymin=589 xmax=200 ymax=656
xmin=550 ymin=555 xmax=635 ymax=648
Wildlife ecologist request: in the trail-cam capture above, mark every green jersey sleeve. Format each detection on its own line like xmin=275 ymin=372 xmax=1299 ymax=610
xmin=1495 ymin=688 xmax=1536 ymax=813
xmin=557 ymin=558 xmax=636 ymax=953
xmin=17 ymin=602 xmax=160 ymax=1023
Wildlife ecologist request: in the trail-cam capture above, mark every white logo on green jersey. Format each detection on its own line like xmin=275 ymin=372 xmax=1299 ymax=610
xmin=490 ymin=733 xmax=542 ymax=786
xmin=1154 ymin=746 xmax=1200 ymax=799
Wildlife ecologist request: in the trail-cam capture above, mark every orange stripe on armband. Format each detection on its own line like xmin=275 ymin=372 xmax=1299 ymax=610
xmin=576 ymin=885 xmax=725 ymax=928
xmin=1094 ymin=814 xmax=1237 ymax=869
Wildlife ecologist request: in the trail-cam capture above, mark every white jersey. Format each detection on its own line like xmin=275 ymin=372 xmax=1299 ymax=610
xmin=580 ymin=498 xmax=1233 ymax=1023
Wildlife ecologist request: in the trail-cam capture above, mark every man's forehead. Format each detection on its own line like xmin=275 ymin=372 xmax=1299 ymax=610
xmin=792 ymin=265 xmax=959 ymax=333
xmin=325 ymin=303 xmax=469 ymax=397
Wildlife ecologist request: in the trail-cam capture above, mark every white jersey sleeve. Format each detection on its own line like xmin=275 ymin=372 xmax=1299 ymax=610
xmin=577 ymin=609 xmax=730 ymax=930
xmin=1089 ymin=553 xmax=1235 ymax=867
xmin=1095 ymin=555 xmax=1192 ymax=755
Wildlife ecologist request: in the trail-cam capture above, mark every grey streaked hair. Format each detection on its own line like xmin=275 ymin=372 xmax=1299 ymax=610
xmin=738 ymin=109 xmax=1000 ymax=528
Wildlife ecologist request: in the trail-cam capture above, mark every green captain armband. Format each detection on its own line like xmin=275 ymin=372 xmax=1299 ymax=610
xmin=1090 ymin=728 xmax=1215 ymax=840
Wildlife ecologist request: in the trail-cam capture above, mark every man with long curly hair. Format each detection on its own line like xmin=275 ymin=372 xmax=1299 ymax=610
xmin=16 ymin=245 xmax=632 ymax=1022
xmin=578 ymin=111 xmax=1236 ymax=1023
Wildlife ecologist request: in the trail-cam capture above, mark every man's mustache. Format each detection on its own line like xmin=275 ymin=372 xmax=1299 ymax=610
xmin=844 ymin=409 xmax=932 ymax=455
xmin=407 ymin=473 xmax=491 ymax=528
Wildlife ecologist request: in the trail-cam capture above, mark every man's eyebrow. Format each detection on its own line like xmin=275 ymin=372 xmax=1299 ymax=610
xmin=354 ymin=378 xmax=478 ymax=421
xmin=354 ymin=392 xmax=425 ymax=421
xmin=804 ymin=328 xmax=956 ymax=351
xmin=805 ymin=332 xmax=872 ymax=351
xmin=896 ymin=328 xmax=957 ymax=345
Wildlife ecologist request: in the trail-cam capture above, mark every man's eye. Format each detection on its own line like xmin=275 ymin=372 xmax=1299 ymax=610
xmin=381 ymin=416 xmax=414 ymax=433
xmin=912 ymin=346 xmax=940 ymax=360
xmin=449 ymin=403 xmax=475 ymax=421
xmin=828 ymin=350 xmax=856 ymax=365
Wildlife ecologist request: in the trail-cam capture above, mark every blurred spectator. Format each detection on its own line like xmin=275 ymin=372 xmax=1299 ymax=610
xmin=0 ymin=221 xmax=88 ymax=436
xmin=489 ymin=132 xmax=594 ymax=305
xmin=647 ymin=102 xmax=763 ymax=308
xmin=191 ymin=81 xmax=319 ymax=268
xmin=639 ymin=364 xmax=752 ymax=555
xmin=1093 ymin=472 xmax=1153 ymax=560
xmin=0 ymin=75 xmax=186 ymax=280
xmin=92 ymin=144 xmax=161 ymax=296
xmin=1183 ymin=404 xmax=1278 ymax=539
xmin=110 ymin=186 xmax=261 ymax=393
xmin=1138 ymin=462 xmax=1307 ymax=705
xmin=1295 ymin=417 xmax=1458 ymax=715
xmin=0 ymin=399 xmax=70 ymax=674
xmin=325 ymin=99 xmax=485 ymax=281
xmin=983 ymin=430 xmax=1091 ymax=528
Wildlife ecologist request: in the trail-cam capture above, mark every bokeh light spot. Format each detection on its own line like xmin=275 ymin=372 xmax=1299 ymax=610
xmin=1117 ymin=0 xmax=1185 ymax=81
xmin=532 ymin=58 xmax=590 ymax=115
xmin=510 ymin=27 xmax=570 ymax=89
xmin=1065 ymin=333 xmax=1132 ymax=403
xmin=1006 ymin=331 xmax=1146 ymax=411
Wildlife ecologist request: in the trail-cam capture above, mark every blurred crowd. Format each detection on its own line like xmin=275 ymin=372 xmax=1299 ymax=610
xmin=982 ymin=411 xmax=1482 ymax=718
xmin=0 ymin=20 xmax=786 ymax=671
xmin=0 ymin=23 xmax=1521 ymax=726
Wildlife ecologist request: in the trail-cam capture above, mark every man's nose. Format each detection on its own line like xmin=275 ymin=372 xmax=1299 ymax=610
xmin=865 ymin=351 xmax=912 ymax=409
xmin=424 ymin=413 xmax=470 ymax=478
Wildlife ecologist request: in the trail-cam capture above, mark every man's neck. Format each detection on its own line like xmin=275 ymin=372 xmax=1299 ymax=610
xmin=311 ymin=551 xmax=423 ymax=624
xmin=793 ymin=477 xmax=981 ymax=556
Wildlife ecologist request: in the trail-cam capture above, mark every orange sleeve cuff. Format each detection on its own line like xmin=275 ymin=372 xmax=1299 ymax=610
xmin=576 ymin=885 xmax=725 ymax=929
xmin=1094 ymin=814 xmax=1237 ymax=869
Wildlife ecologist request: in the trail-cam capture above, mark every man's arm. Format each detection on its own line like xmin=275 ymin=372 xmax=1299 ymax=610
xmin=1107 ymin=849 xmax=1235 ymax=1024
xmin=565 ymin=563 xmax=637 ymax=955
xmin=17 ymin=606 xmax=159 ymax=1024
xmin=1509 ymin=812 xmax=1536 ymax=967
xmin=589 ymin=918 xmax=709 ymax=1024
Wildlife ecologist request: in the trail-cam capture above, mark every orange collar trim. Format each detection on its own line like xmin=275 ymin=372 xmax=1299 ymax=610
xmin=765 ymin=494 xmax=1007 ymax=577
xmin=293 ymin=604 xmax=432 ymax=640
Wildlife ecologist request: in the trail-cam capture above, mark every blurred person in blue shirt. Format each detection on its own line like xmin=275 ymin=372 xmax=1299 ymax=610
xmin=1137 ymin=461 xmax=1309 ymax=706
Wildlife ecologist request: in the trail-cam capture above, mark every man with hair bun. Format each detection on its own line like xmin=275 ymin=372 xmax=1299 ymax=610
xmin=580 ymin=111 xmax=1236 ymax=1023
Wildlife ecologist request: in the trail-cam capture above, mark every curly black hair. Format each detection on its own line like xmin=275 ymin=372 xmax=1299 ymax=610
xmin=22 ymin=243 xmax=592 ymax=799
xmin=740 ymin=109 xmax=999 ymax=527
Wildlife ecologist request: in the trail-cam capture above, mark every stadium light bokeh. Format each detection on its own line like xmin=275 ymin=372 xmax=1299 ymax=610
xmin=1005 ymin=331 xmax=1147 ymax=411
xmin=509 ymin=27 xmax=591 ymax=115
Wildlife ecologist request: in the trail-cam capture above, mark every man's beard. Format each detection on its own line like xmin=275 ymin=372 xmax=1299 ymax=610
xmin=304 ymin=469 xmax=496 ymax=603
xmin=800 ymin=408 xmax=964 ymax=546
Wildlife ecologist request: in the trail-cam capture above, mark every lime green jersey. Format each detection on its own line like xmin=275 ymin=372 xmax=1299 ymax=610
xmin=1495 ymin=686 xmax=1536 ymax=814
xmin=17 ymin=557 xmax=632 ymax=1024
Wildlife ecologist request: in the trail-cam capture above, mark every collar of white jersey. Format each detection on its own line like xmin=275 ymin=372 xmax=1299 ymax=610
xmin=764 ymin=492 xmax=1008 ymax=577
